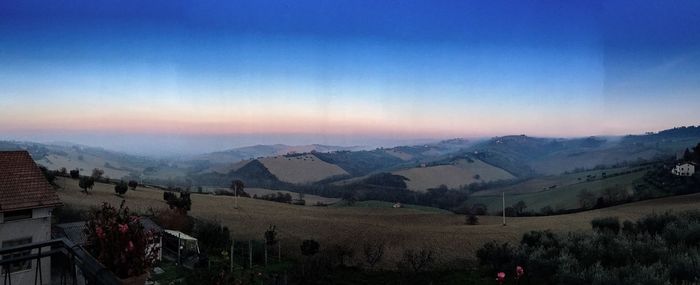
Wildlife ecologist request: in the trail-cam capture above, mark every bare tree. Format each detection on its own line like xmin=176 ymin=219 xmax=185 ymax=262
xmin=230 ymin=180 xmax=244 ymax=209
xmin=398 ymin=247 xmax=434 ymax=273
xmin=363 ymin=240 xmax=385 ymax=270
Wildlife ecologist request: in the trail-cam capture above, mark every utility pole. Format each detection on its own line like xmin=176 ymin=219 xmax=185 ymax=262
xmin=502 ymin=192 xmax=506 ymax=226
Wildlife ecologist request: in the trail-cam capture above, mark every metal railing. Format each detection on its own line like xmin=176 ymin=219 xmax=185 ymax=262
xmin=0 ymin=238 xmax=121 ymax=285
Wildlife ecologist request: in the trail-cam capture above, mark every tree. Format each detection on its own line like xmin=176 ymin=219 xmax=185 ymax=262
xmin=471 ymin=203 xmax=488 ymax=215
xmin=79 ymin=176 xmax=95 ymax=194
xmin=69 ymin=169 xmax=80 ymax=179
xmin=128 ymin=180 xmax=138 ymax=190
xmin=683 ymin=148 xmax=693 ymax=161
xmin=577 ymin=189 xmax=597 ymax=209
xmin=38 ymin=166 xmax=56 ymax=184
xmin=114 ymin=181 xmax=128 ymax=196
xmin=363 ymin=240 xmax=385 ymax=270
xmin=59 ymin=167 xmax=67 ymax=176
xmin=513 ymin=200 xmax=527 ymax=216
xmin=91 ymin=168 xmax=105 ymax=181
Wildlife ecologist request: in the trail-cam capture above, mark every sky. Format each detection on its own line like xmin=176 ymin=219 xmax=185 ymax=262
xmin=1 ymin=1 xmax=700 ymax=155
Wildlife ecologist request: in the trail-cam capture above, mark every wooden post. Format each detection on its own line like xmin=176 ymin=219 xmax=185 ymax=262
xmin=264 ymin=242 xmax=268 ymax=266
xmin=278 ymin=242 xmax=281 ymax=262
xmin=230 ymin=241 xmax=234 ymax=273
xmin=248 ymin=240 xmax=252 ymax=269
xmin=502 ymin=192 xmax=506 ymax=226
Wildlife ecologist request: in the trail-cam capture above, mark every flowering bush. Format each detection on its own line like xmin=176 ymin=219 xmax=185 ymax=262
xmin=84 ymin=201 xmax=160 ymax=278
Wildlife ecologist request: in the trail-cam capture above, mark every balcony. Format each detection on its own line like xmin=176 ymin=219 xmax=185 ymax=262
xmin=0 ymin=238 xmax=121 ymax=285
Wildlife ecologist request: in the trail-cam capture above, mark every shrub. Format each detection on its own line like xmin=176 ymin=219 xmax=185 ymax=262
xmin=591 ymin=217 xmax=620 ymax=235
xmin=128 ymin=180 xmax=138 ymax=190
xmin=301 ymin=239 xmax=320 ymax=257
xmin=69 ymin=169 xmax=80 ymax=179
xmin=194 ymin=220 xmax=231 ymax=255
xmin=114 ymin=181 xmax=128 ymax=196
xmin=83 ymin=201 xmax=160 ymax=278
xmin=476 ymin=241 xmax=515 ymax=273
xmin=397 ymin=247 xmax=434 ymax=273
xmin=466 ymin=214 xmax=479 ymax=225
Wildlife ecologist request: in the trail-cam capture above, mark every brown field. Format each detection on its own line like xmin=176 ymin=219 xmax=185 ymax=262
xmin=258 ymin=154 xmax=348 ymax=184
xmin=393 ymin=159 xmax=515 ymax=191
xmin=56 ymin=177 xmax=700 ymax=268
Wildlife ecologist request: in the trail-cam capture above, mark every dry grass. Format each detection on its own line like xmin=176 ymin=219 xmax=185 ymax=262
xmin=55 ymin=177 xmax=700 ymax=268
xmin=258 ymin=154 xmax=348 ymax=184
xmin=394 ymin=159 xmax=515 ymax=191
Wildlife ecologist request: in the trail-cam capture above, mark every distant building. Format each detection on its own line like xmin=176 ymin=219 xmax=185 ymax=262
xmin=392 ymin=202 xmax=402 ymax=208
xmin=672 ymin=162 xmax=696 ymax=176
xmin=0 ymin=151 xmax=62 ymax=285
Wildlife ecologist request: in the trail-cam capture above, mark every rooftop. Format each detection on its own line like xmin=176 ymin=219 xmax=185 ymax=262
xmin=0 ymin=150 xmax=62 ymax=212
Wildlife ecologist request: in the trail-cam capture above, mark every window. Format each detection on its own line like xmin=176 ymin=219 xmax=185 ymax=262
xmin=1 ymin=237 xmax=33 ymax=272
xmin=3 ymin=209 xmax=33 ymax=222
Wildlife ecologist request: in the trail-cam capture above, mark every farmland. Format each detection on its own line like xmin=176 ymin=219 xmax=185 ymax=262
xmin=258 ymin=154 xmax=349 ymax=184
xmin=55 ymin=176 xmax=700 ymax=268
xmin=393 ymin=159 xmax=515 ymax=191
xmin=467 ymin=168 xmax=648 ymax=212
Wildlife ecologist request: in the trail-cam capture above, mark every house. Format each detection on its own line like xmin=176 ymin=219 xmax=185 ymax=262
xmin=392 ymin=202 xmax=402 ymax=208
xmin=53 ymin=217 xmax=163 ymax=261
xmin=672 ymin=162 xmax=696 ymax=176
xmin=0 ymin=151 xmax=62 ymax=285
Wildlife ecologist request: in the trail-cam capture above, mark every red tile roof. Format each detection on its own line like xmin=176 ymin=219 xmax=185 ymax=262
xmin=0 ymin=151 xmax=62 ymax=212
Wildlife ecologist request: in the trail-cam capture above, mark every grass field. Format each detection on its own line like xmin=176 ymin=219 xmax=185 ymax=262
xmin=55 ymin=176 xmax=700 ymax=268
xmin=468 ymin=169 xmax=647 ymax=212
xmin=258 ymin=154 xmax=349 ymax=184
xmin=393 ymin=159 xmax=515 ymax=191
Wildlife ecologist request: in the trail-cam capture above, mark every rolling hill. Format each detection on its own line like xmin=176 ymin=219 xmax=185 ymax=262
xmin=258 ymin=154 xmax=349 ymax=184
xmin=393 ymin=158 xmax=515 ymax=191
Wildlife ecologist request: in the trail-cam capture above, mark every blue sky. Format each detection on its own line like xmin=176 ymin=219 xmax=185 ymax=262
xmin=1 ymin=1 xmax=699 ymax=154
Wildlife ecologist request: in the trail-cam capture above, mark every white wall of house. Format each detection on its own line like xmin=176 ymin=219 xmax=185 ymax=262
xmin=672 ymin=163 xmax=696 ymax=176
xmin=0 ymin=207 xmax=53 ymax=285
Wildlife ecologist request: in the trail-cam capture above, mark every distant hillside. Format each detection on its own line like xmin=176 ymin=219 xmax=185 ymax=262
xmin=194 ymin=144 xmax=363 ymax=164
xmin=314 ymin=150 xmax=406 ymax=176
xmin=192 ymin=159 xmax=291 ymax=189
xmin=392 ymin=158 xmax=515 ymax=191
xmin=258 ymin=154 xmax=349 ymax=184
xmin=0 ymin=140 xmax=169 ymax=180
xmin=467 ymin=127 xmax=700 ymax=175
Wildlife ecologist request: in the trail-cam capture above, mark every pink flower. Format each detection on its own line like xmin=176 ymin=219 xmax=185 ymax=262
xmin=497 ymin=272 xmax=506 ymax=284
xmin=127 ymin=241 xmax=135 ymax=252
xmin=516 ymin=266 xmax=525 ymax=279
xmin=95 ymin=227 xmax=106 ymax=239
xmin=118 ymin=224 xmax=129 ymax=234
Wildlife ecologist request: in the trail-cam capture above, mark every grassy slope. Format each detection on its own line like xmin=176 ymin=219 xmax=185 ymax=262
xmin=258 ymin=154 xmax=349 ymax=184
xmin=393 ymin=159 xmax=515 ymax=191
xmin=468 ymin=170 xmax=647 ymax=212
xmin=55 ymin=176 xmax=700 ymax=268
